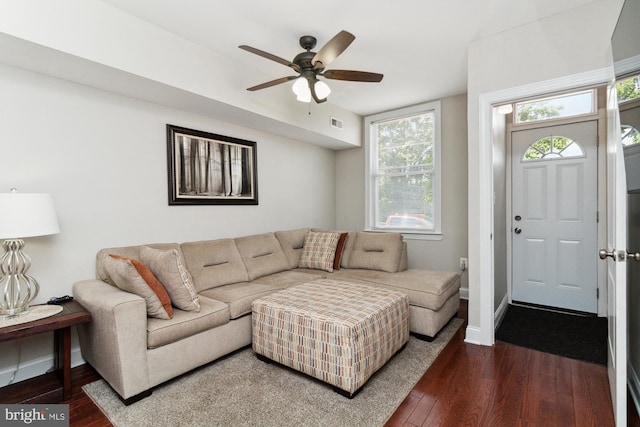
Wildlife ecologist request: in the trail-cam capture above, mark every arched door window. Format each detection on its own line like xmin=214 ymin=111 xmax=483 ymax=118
xmin=522 ymin=135 xmax=585 ymax=161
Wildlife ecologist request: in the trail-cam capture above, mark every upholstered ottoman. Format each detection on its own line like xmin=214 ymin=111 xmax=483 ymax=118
xmin=252 ymin=278 xmax=409 ymax=397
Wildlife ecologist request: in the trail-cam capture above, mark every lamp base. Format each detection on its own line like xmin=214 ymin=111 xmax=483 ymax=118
xmin=0 ymin=239 xmax=40 ymax=316
xmin=1 ymin=309 xmax=33 ymax=320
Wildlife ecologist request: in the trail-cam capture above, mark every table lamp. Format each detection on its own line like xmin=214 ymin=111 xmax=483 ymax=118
xmin=0 ymin=188 xmax=60 ymax=317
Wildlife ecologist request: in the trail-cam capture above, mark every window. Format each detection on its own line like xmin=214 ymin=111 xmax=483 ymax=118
xmin=365 ymin=101 xmax=441 ymax=237
xmin=622 ymin=125 xmax=640 ymax=146
xmin=514 ymin=89 xmax=596 ymax=124
xmin=617 ymin=74 xmax=640 ymax=104
xmin=522 ymin=136 xmax=585 ymax=161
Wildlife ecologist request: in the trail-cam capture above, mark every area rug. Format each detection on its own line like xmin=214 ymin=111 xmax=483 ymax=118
xmin=83 ymin=318 xmax=463 ymax=427
xmin=496 ymin=304 xmax=607 ymax=365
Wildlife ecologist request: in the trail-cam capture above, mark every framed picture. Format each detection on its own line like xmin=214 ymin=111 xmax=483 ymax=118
xmin=167 ymin=124 xmax=258 ymax=205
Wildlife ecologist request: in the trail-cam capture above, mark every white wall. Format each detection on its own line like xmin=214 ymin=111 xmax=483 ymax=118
xmin=0 ymin=63 xmax=336 ymax=385
xmin=466 ymin=0 xmax=623 ymax=344
xmin=336 ymin=93 xmax=469 ymax=284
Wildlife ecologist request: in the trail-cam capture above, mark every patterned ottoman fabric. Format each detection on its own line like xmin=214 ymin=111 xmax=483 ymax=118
xmin=252 ymin=278 xmax=410 ymax=396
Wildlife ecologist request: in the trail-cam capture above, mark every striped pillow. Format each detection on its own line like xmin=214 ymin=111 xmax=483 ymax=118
xmin=298 ymin=231 xmax=341 ymax=272
xmin=140 ymin=246 xmax=201 ymax=312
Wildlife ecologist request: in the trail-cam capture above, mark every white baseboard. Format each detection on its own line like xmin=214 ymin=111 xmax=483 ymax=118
xmin=463 ymin=293 xmax=507 ymax=346
xmin=459 ymin=287 xmax=469 ymax=300
xmin=0 ymin=345 xmax=85 ymax=387
xmin=629 ymin=360 xmax=640 ymax=417
xmin=494 ymin=294 xmax=509 ymax=330
xmin=464 ymin=325 xmax=483 ymax=345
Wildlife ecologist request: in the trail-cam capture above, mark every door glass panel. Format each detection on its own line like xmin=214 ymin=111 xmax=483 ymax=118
xmin=621 ymin=125 xmax=640 ymax=146
xmin=616 ymin=74 xmax=640 ymax=104
xmin=523 ymin=136 xmax=585 ymax=162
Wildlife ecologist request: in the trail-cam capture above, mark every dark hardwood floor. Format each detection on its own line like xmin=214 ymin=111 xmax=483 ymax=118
xmin=3 ymin=299 xmax=638 ymax=426
xmin=386 ymin=300 xmax=619 ymax=426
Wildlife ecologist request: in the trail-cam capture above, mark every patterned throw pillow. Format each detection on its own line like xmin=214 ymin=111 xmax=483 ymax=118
xmin=140 ymin=246 xmax=201 ymax=312
xmin=298 ymin=231 xmax=341 ymax=272
xmin=105 ymin=255 xmax=173 ymax=319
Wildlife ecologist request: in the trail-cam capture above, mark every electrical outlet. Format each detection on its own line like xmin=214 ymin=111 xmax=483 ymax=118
xmin=459 ymin=257 xmax=468 ymax=271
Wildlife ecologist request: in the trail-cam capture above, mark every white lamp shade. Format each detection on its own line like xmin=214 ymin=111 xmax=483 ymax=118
xmin=296 ymin=92 xmax=312 ymax=103
xmin=292 ymin=77 xmax=307 ymax=96
xmin=314 ymin=80 xmax=331 ymax=99
xmin=292 ymin=78 xmax=311 ymax=102
xmin=0 ymin=192 xmax=60 ymax=239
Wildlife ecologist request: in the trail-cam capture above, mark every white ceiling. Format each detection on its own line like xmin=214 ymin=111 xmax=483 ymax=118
xmin=100 ymin=0 xmax=598 ymax=116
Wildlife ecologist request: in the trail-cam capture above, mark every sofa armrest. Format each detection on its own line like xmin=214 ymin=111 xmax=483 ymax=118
xmin=73 ymin=279 xmax=150 ymax=399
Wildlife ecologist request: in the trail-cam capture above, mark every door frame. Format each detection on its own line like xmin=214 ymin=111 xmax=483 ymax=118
xmin=505 ymin=112 xmax=608 ymax=316
xmin=467 ymin=66 xmax=624 ymax=423
xmin=466 ymin=67 xmax=613 ymax=347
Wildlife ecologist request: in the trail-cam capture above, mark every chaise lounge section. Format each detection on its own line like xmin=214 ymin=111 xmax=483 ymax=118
xmin=73 ymin=228 xmax=460 ymax=403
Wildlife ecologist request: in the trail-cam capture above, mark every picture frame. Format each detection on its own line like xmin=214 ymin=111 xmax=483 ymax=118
xmin=167 ymin=124 xmax=258 ymax=205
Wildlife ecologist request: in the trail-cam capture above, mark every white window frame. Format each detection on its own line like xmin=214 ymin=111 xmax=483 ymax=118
xmin=364 ymin=100 xmax=442 ymax=240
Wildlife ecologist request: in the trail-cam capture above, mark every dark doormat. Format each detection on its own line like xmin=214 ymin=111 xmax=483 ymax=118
xmin=495 ymin=304 xmax=607 ymax=365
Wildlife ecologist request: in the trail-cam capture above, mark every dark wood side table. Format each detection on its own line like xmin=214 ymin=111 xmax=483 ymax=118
xmin=0 ymin=301 xmax=91 ymax=403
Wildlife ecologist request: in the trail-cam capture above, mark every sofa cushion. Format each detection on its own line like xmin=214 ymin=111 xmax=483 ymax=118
xmin=274 ymin=228 xmax=309 ymax=269
xmin=199 ymin=282 xmax=278 ymax=319
xmin=234 ymin=233 xmax=290 ymax=280
xmin=347 ymin=232 xmax=404 ymax=273
xmin=332 ymin=268 xmax=460 ymax=311
xmin=102 ymin=255 xmax=173 ymax=320
xmin=251 ymin=270 xmax=326 ymax=289
xmin=181 ymin=239 xmax=249 ymax=292
xmin=298 ymin=231 xmax=341 ymax=272
xmin=96 ymin=243 xmax=181 ymax=286
xmin=146 ymin=296 xmax=230 ymax=349
xmin=140 ymin=246 xmax=201 ymax=312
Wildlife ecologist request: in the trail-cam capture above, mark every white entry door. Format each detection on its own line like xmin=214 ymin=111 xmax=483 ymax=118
xmin=603 ymin=87 xmax=627 ymax=425
xmin=511 ymin=121 xmax=598 ymax=312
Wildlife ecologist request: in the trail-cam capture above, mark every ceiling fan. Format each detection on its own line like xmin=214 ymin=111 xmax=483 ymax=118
xmin=239 ymin=30 xmax=383 ymax=104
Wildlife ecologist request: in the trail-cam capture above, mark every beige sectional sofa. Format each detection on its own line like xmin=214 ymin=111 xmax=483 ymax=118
xmin=73 ymin=228 xmax=460 ymax=403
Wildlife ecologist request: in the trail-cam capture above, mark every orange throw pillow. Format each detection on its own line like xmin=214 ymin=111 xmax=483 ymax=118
xmin=109 ymin=254 xmax=173 ymax=318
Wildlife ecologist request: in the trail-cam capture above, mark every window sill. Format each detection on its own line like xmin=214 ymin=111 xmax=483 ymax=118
xmin=366 ymin=229 xmax=443 ymax=241
xmin=401 ymin=232 xmax=443 ymax=241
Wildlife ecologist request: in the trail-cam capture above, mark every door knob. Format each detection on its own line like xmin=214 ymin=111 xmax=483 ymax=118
xmin=627 ymin=251 xmax=640 ymax=262
xmin=514 ymin=227 xmax=522 ymax=234
xmin=599 ymin=249 xmax=615 ymax=260
xmin=600 ymin=249 xmax=639 ymax=261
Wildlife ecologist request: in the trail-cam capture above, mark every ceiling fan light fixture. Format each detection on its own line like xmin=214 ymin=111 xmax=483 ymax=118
xmin=241 ymin=30 xmax=382 ymax=105
xmin=296 ymin=92 xmax=312 ymax=103
xmin=292 ymin=77 xmax=311 ymax=102
xmin=314 ymin=80 xmax=331 ymax=99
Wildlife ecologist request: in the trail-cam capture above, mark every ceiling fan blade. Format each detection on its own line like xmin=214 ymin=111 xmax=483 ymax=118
xmin=246 ymin=76 xmax=297 ymax=91
xmin=312 ymin=30 xmax=355 ymax=70
xmin=239 ymin=45 xmax=301 ymax=72
xmin=323 ymin=69 xmax=384 ymax=82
